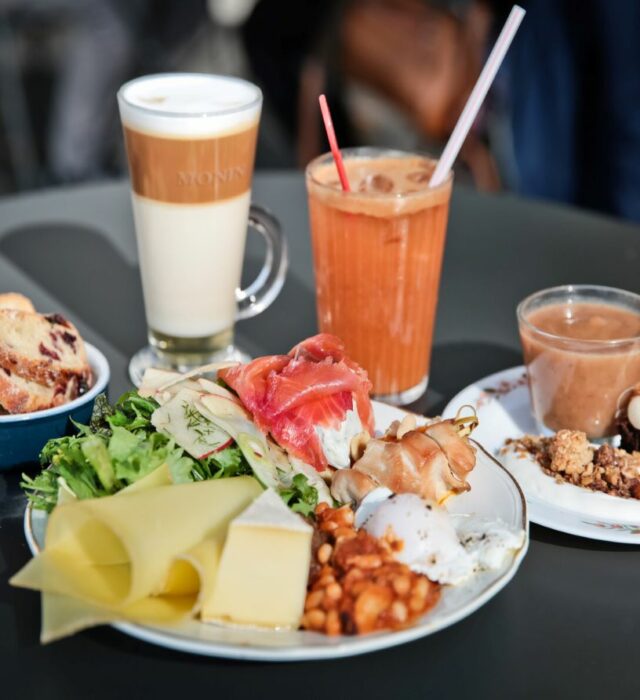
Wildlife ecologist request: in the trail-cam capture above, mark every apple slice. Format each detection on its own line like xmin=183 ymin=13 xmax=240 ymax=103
xmin=198 ymin=437 xmax=234 ymax=459
xmin=151 ymin=388 xmax=232 ymax=460
xmin=139 ymin=368 xmax=182 ymax=397
xmin=197 ymin=396 xmax=279 ymax=490
xmin=197 ymin=378 xmax=243 ymax=404
xmin=139 ymin=368 xmax=204 ymax=405
xmin=198 ymin=393 xmax=250 ymax=420
xmin=157 ymin=362 xmax=240 ymax=393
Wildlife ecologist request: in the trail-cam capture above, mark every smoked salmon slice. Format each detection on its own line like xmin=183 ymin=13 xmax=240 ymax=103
xmin=288 ymin=334 xmax=374 ymax=433
xmin=219 ymin=335 xmax=373 ymax=471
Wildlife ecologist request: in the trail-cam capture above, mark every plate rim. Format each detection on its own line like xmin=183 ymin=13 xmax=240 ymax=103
xmin=22 ymin=400 xmax=529 ymax=661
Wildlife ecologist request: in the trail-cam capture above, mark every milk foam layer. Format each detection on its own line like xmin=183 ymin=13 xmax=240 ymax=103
xmin=131 ymin=191 xmax=250 ymax=337
xmin=119 ymin=74 xmax=261 ymax=137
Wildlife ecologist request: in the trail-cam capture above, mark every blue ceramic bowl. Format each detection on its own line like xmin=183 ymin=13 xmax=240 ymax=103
xmin=0 ymin=343 xmax=110 ymax=470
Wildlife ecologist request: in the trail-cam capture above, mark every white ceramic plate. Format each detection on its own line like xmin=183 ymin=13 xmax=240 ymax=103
xmin=24 ymin=401 xmax=528 ymax=661
xmin=443 ymin=366 xmax=640 ymax=544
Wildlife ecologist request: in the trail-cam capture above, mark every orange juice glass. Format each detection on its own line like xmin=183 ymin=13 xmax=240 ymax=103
xmin=306 ymin=148 xmax=453 ymax=404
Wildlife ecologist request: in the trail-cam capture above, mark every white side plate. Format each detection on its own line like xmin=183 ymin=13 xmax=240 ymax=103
xmin=443 ymin=366 xmax=640 ymax=544
xmin=24 ymin=400 xmax=528 ymax=661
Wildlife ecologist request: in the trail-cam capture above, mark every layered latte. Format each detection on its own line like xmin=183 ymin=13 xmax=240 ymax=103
xmin=118 ymin=74 xmax=261 ymax=357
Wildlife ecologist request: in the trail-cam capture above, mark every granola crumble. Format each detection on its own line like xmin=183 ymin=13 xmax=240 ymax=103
xmin=503 ymin=430 xmax=640 ymax=500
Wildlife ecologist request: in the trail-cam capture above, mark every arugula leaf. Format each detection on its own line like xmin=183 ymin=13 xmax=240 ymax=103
xmin=279 ymin=473 xmax=319 ymax=517
xmin=108 ymin=392 xmax=159 ymax=433
xmin=88 ymin=394 xmax=115 ymax=436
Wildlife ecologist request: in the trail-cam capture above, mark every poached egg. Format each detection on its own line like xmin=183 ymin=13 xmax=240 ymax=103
xmin=357 ymin=491 xmax=525 ymax=585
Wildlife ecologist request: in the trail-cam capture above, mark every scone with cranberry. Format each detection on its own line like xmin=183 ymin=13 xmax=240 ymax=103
xmin=0 ymin=304 xmax=92 ymax=414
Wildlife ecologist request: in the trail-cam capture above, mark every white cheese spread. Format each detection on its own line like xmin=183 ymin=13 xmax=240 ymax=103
xmin=315 ymin=408 xmax=362 ymax=469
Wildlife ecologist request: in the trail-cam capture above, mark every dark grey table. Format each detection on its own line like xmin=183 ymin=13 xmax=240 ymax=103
xmin=1 ymin=174 xmax=639 ymax=699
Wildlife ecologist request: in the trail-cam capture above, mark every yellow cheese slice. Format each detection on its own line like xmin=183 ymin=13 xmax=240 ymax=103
xmin=160 ymin=534 xmax=223 ymax=598
xmin=120 ymin=462 xmax=173 ymax=493
xmin=205 ymin=489 xmax=312 ymax=628
xmin=11 ymin=476 xmax=262 ymax=642
xmin=56 ymin=477 xmax=77 ymax=506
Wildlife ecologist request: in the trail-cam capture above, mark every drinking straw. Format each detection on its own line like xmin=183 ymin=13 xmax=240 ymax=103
xmin=429 ymin=5 xmax=526 ymax=188
xmin=319 ymin=94 xmax=351 ymax=191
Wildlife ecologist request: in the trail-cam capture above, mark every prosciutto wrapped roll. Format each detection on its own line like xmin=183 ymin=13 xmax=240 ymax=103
xmin=331 ymin=416 xmax=477 ymax=505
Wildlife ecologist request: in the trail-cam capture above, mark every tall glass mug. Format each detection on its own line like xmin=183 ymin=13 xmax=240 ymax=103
xmin=118 ymin=74 xmax=287 ymax=385
xmin=306 ymin=148 xmax=453 ymax=404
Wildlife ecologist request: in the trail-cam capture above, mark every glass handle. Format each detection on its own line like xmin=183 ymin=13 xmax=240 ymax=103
xmin=236 ymin=204 xmax=288 ymax=321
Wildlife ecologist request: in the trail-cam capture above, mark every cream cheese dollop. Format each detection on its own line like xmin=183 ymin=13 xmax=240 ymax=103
xmin=315 ymin=408 xmax=362 ymax=469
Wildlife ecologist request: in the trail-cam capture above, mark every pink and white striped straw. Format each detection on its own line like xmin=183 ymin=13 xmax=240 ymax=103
xmin=430 ymin=5 xmax=526 ymax=187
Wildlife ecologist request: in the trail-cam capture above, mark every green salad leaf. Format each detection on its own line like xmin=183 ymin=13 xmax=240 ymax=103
xmin=87 ymin=394 xmax=114 ymax=436
xmin=107 ymin=391 xmax=158 ymax=433
xmin=23 ymin=432 xmax=107 ymax=511
xmin=22 ymin=391 xmax=255 ymax=512
xmin=22 ymin=390 xmax=320 ymax=519
xmin=279 ymin=473 xmax=319 ymax=517
xmin=81 ymin=435 xmax=115 ymax=490
xmin=189 ymin=445 xmax=252 ymax=483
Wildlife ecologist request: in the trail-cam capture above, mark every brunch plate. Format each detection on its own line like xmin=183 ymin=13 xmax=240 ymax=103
xmin=24 ymin=401 xmax=528 ymax=661
xmin=443 ymin=367 xmax=640 ymax=544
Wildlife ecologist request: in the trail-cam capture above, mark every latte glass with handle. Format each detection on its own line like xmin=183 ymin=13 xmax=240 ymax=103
xmin=118 ymin=73 xmax=287 ymax=385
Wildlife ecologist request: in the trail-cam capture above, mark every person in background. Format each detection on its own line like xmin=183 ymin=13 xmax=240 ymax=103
xmin=244 ymin=0 xmax=640 ymax=223
xmin=0 ymin=0 xmax=207 ymax=186
xmin=505 ymin=0 xmax=640 ymax=223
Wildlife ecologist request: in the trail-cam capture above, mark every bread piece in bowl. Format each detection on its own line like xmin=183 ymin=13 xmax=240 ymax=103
xmin=0 ymin=368 xmax=81 ymax=414
xmin=0 ymin=310 xmax=91 ymax=388
xmin=0 ymin=293 xmax=35 ymax=312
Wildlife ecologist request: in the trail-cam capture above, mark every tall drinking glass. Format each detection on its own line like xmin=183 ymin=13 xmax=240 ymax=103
xmin=306 ymin=148 xmax=453 ymax=404
xmin=118 ymin=73 xmax=287 ymax=385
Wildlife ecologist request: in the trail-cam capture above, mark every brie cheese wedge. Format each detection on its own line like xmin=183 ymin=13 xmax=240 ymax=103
xmin=205 ymin=489 xmax=312 ymax=628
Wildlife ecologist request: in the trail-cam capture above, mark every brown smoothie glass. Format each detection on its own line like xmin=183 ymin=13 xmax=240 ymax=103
xmin=517 ymin=285 xmax=640 ymax=439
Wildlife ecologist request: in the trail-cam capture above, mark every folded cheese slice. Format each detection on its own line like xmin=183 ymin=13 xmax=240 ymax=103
xmin=120 ymin=462 xmax=173 ymax=493
xmin=11 ymin=476 xmax=262 ymax=642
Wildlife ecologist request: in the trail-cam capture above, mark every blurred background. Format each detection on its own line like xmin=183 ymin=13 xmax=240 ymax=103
xmin=0 ymin=0 xmax=638 ymax=221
